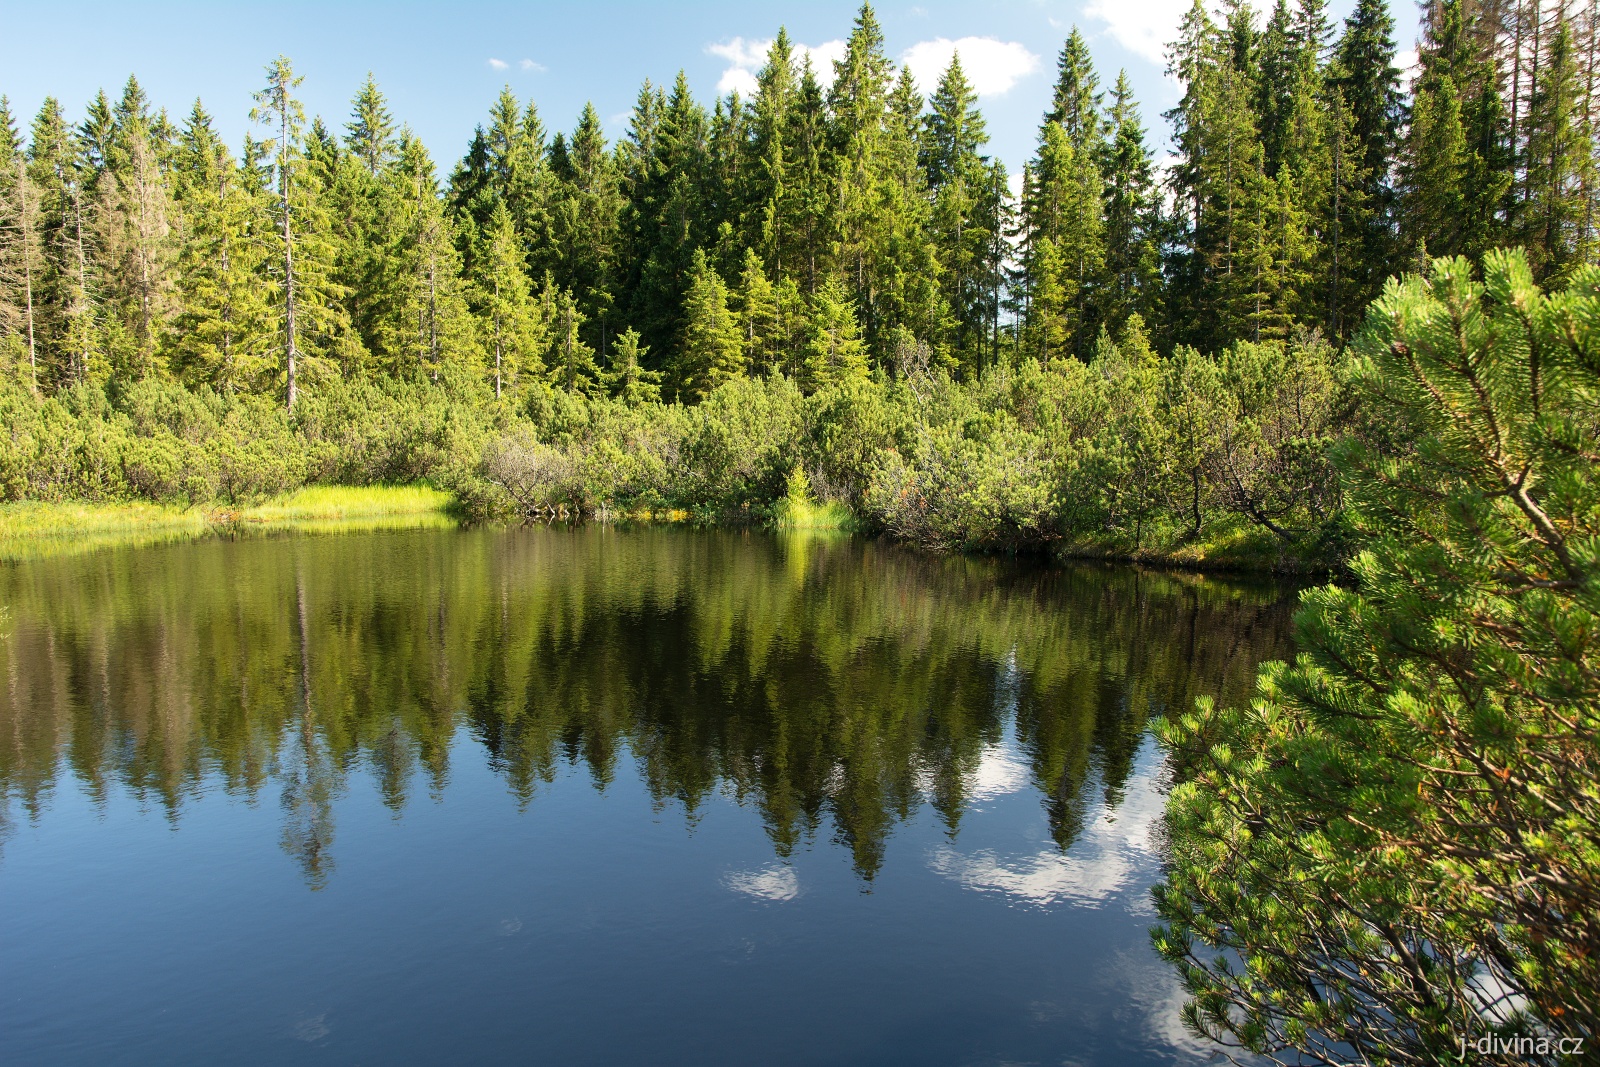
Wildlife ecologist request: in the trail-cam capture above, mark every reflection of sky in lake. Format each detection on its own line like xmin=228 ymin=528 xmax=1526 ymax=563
xmin=965 ymin=741 xmax=1032 ymax=802
xmin=724 ymin=864 xmax=801 ymax=903
xmin=931 ymin=736 xmax=1169 ymax=910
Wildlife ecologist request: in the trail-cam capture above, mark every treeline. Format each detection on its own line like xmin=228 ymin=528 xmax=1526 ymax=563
xmin=2 ymin=0 xmax=1596 ymax=404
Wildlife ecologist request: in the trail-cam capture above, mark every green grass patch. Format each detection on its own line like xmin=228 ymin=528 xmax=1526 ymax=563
xmin=774 ymin=496 xmax=856 ymax=532
xmin=0 ymin=485 xmax=456 ymax=562
xmin=0 ymin=500 xmax=208 ymax=561
xmin=237 ymin=484 xmax=454 ymax=524
xmin=1056 ymin=517 xmax=1334 ymax=575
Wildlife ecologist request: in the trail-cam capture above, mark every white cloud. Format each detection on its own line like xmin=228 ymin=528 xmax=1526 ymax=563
xmin=1395 ymin=47 xmax=1420 ymax=92
xmin=900 ymin=37 xmax=1041 ymax=97
xmin=487 ymin=57 xmax=509 ymax=71
xmin=802 ymin=40 xmax=848 ymax=86
xmin=520 ymin=58 xmax=545 ymax=73
xmin=929 ymin=757 xmax=1167 ymax=909
xmin=724 ymin=864 xmax=800 ymax=902
xmin=707 ymin=36 xmax=847 ymax=97
xmin=707 ymin=37 xmax=768 ymax=71
xmin=1084 ymin=0 xmax=1192 ymax=65
xmin=718 ymin=66 xmax=760 ymax=97
xmin=967 ymin=742 xmax=1030 ymax=801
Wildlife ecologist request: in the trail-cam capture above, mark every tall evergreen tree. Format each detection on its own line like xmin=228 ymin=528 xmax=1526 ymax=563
xmin=732 ymin=246 xmax=780 ymax=373
xmin=748 ymin=31 xmax=799 ymax=278
xmin=384 ymin=134 xmax=476 ymax=381
xmin=0 ymin=97 xmax=44 ymax=391
xmin=1330 ymin=0 xmax=1403 ymax=322
xmin=474 ymin=199 xmax=542 ymax=397
xmin=804 ymin=275 xmax=869 ymax=389
xmin=1020 ymin=28 xmax=1116 ymax=359
xmin=925 ymin=54 xmax=994 ymax=370
xmin=1101 ymin=72 xmax=1162 ymax=336
xmin=345 ymin=73 xmax=398 ymax=177
xmin=876 ymin=66 xmax=945 ymax=355
xmin=251 ymin=56 xmax=349 ymax=407
xmin=1022 ymin=121 xmax=1104 ymax=359
xmin=166 ymin=101 xmax=273 ymax=392
xmin=547 ymin=103 xmax=622 ymax=362
xmin=28 ymin=97 xmax=97 ymax=386
xmin=603 ymin=326 xmax=660 ymax=404
xmin=1046 ymin=30 xmax=1105 ymax=148
xmin=622 ymin=71 xmax=709 ymax=367
xmin=543 ymin=281 xmax=600 ymax=395
xmin=828 ymin=2 xmax=896 ymax=348
xmin=1401 ymin=0 xmax=1512 ymax=266
xmin=97 ymin=74 xmax=175 ymax=378
xmin=676 ymin=246 xmax=743 ymax=399
xmin=787 ymin=58 xmax=833 ymax=296
xmin=1521 ymin=17 xmax=1592 ymax=278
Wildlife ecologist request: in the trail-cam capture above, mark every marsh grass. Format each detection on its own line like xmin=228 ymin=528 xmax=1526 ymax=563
xmin=1056 ymin=517 xmax=1334 ymax=575
xmin=775 ymin=497 xmax=855 ymax=531
xmin=0 ymin=485 xmax=456 ymax=562
xmin=235 ymin=484 xmax=454 ymax=524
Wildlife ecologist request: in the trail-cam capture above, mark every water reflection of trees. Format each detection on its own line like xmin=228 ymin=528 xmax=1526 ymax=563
xmin=0 ymin=527 xmax=1296 ymax=885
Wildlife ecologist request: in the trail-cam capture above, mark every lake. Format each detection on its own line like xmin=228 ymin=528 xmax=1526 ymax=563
xmin=0 ymin=525 xmax=1297 ymax=1066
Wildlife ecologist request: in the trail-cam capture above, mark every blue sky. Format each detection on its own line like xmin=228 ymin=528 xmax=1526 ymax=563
xmin=2 ymin=0 xmax=1420 ymax=182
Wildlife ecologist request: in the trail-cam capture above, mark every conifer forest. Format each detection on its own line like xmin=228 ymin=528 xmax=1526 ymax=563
xmin=0 ymin=0 xmax=1590 ymax=549
xmin=1 ymin=1 xmax=1599 ymax=1061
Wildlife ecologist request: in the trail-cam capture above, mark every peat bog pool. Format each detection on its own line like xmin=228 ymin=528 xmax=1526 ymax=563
xmin=0 ymin=525 xmax=1297 ymax=1066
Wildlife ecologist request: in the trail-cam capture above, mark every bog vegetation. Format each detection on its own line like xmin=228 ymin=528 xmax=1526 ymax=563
xmin=1 ymin=0 xmax=1594 ymax=564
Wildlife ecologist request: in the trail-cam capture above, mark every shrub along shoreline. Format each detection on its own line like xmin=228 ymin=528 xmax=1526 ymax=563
xmin=0 ymin=312 xmax=1346 ymax=573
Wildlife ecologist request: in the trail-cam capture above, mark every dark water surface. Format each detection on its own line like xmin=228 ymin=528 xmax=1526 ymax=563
xmin=0 ymin=526 xmax=1297 ymax=1066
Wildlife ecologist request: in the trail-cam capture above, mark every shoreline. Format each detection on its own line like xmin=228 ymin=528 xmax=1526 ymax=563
xmin=1 ymin=488 xmax=1331 ymax=576
xmin=0 ymin=486 xmax=456 ymax=562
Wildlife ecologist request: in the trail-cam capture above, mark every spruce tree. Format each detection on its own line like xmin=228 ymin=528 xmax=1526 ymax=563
xmin=1022 ymin=26 xmax=1111 ymax=359
xmin=166 ymin=101 xmax=273 ymax=392
xmin=345 ymin=74 xmax=398 ymax=177
xmin=86 ymin=75 xmax=176 ymax=379
xmin=877 ymin=66 xmax=945 ymax=358
xmin=1023 ymin=115 xmax=1104 ymax=359
xmin=1328 ymin=0 xmax=1401 ymax=321
xmin=475 ymin=200 xmax=542 ymax=397
xmin=1046 ymin=30 xmax=1105 ymax=148
xmin=1401 ymin=0 xmax=1513 ymax=266
xmin=829 ymin=3 xmax=895 ymax=345
xmin=732 ymin=247 xmax=779 ymax=373
xmin=385 ymin=133 xmax=477 ymax=381
xmin=251 ymin=57 xmax=310 ymax=408
xmin=622 ymin=72 xmax=709 ymax=369
xmin=925 ymin=54 xmax=994 ymax=371
xmin=676 ymin=246 xmax=743 ymax=399
xmin=803 ymin=275 xmax=869 ymax=389
xmin=749 ymin=31 xmax=798 ymax=278
xmin=788 ymin=58 xmax=833 ymax=296
xmin=1101 ymin=72 xmax=1162 ymax=336
xmin=546 ymin=103 xmax=621 ymax=363
xmin=603 ymin=326 xmax=660 ymax=405
xmin=1255 ymin=0 xmax=1299 ymax=177
xmin=1521 ymin=17 xmax=1590 ymax=279
xmin=542 ymin=281 xmax=599 ymax=395
xmin=251 ymin=56 xmax=351 ymax=405
xmin=0 ymin=98 xmax=43 ymax=392
xmin=28 ymin=97 xmax=97 ymax=386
